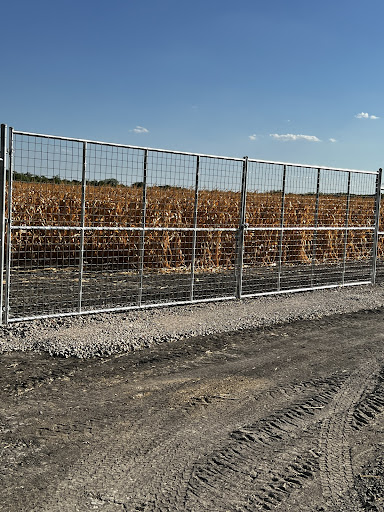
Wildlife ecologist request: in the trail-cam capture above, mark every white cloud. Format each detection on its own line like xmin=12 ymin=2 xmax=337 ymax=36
xmin=329 ymin=138 xmax=337 ymax=143
xmin=355 ymin=112 xmax=379 ymax=120
xmin=248 ymin=134 xmax=257 ymax=141
xmin=131 ymin=126 xmax=149 ymax=134
xmin=270 ymin=133 xmax=321 ymax=142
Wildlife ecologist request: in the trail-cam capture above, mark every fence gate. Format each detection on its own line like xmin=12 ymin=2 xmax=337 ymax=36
xmin=0 ymin=124 xmax=382 ymax=323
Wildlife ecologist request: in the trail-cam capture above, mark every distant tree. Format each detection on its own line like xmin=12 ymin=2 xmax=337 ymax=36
xmin=94 ymin=178 xmax=120 ymax=187
xmin=12 ymin=171 xmax=123 ymax=187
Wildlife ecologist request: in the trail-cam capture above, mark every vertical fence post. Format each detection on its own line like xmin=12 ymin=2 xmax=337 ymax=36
xmin=0 ymin=125 xmax=7 ymax=324
xmin=310 ymin=168 xmax=321 ymax=288
xmin=190 ymin=155 xmax=200 ymax=301
xmin=4 ymin=127 xmax=13 ymax=324
xmin=371 ymin=167 xmax=382 ymax=284
xmin=341 ymin=172 xmax=351 ymax=285
xmin=236 ymin=156 xmax=248 ymax=299
xmin=138 ymin=149 xmax=148 ymax=306
xmin=78 ymin=141 xmax=87 ymax=312
xmin=277 ymin=165 xmax=287 ymax=291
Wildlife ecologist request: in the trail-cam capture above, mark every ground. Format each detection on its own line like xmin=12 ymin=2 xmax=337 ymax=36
xmin=1 ymin=308 xmax=384 ymax=511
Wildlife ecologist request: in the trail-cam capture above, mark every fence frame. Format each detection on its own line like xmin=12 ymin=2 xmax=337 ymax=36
xmin=0 ymin=125 xmax=6 ymax=323
xmin=0 ymin=123 xmax=382 ymax=324
xmin=371 ymin=168 xmax=383 ymax=283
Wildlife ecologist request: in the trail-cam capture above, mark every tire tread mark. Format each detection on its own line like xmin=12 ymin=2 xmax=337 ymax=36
xmin=231 ymin=382 xmax=344 ymax=448
xmin=184 ymin=376 xmax=346 ymax=510
xmin=351 ymin=367 xmax=384 ymax=430
xmin=241 ymin=451 xmax=320 ymax=511
xmin=319 ymin=360 xmax=381 ymax=511
xmin=354 ymin=452 xmax=384 ymax=511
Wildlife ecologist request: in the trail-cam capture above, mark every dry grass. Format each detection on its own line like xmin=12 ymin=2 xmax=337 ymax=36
xmin=11 ymin=182 xmax=381 ymax=270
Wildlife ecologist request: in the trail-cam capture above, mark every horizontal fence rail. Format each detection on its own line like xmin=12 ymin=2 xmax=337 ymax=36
xmin=0 ymin=123 xmax=383 ymax=323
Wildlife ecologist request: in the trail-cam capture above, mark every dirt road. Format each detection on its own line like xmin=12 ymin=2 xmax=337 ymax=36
xmin=1 ymin=308 xmax=384 ymax=511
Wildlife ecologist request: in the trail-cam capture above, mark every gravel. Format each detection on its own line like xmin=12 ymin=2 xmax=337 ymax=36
xmin=1 ymin=284 xmax=384 ymax=358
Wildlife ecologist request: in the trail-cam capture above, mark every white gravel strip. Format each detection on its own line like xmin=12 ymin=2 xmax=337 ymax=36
xmin=1 ymin=284 xmax=384 ymax=358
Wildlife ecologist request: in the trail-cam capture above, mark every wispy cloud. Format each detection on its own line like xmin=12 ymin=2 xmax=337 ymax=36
xmin=131 ymin=126 xmax=149 ymax=134
xmin=329 ymin=138 xmax=337 ymax=143
xmin=355 ymin=112 xmax=379 ymax=120
xmin=248 ymin=134 xmax=257 ymax=141
xmin=270 ymin=133 xmax=321 ymax=142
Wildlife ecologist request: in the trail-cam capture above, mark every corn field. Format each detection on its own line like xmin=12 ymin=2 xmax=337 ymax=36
xmin=11 ymin=181 xmax=380 ymax=271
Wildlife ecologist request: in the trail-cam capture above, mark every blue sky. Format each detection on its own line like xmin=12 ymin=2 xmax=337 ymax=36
xmin=1 ymin=0 xmax=383 ymax=171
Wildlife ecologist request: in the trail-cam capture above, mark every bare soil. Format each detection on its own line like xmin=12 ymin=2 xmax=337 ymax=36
xmin=1 ymin=308 xmax=384 ymax=511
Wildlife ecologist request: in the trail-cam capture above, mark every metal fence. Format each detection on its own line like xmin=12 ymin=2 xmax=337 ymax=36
xmin=0 ymin=124 xmax=382 ymax=323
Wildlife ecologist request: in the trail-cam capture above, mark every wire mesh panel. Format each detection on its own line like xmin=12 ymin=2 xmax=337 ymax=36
xmin=140 ymin=229 xmax=194 ymax=304
xmin=242 ymin=229 xmax=280 ymax=294
xmin=242 ymin=161 xmax=285 ymax=294
xmin=8 ymin=228 xmax=81 ymax=318
xmin=192 ymin=156 xmax=243 ymax=300
xmin=12 ymin=135 xmax=84 ymax=227
xmin=9 ymin=133 xmax=83 ymax=319
xmin=300 ymin=168 xmax=349 ymax=289
xmin=4 ymin=126 xmax=381 ymax=322
xmin=81 ymin=229 xmax=142 ymax=310
xmin=86 ymin=143 xmax=145 ymax=228
xmin=376 ymin=232 xmax=384 ymax=282
xmin=80 ymin=144 xmax=145 ymax=310
xmin=139 ymin=151 xmax=198 ymax=305
xmin=343 ymin=229 xmax=374 ymax=283
xmin=242 ymin=162 xmax=379 ymax=297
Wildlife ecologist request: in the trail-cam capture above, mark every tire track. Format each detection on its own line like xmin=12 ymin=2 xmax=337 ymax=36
xmin=242 ymin=450 xmax=321 ymax=511
xmin=35 ymin=374 xmax=344 ymax=512
xmin=354 ymin=451 xmax=384 ymax=511
xmin=351 ymin=366 xmax=384 ymax=431
xmin=319 ymin=359 xmax=381 ymax=511
xmin=182 ymin=375 xmax=346 ymax=511
xmin=27 ymin=362 xmax=383 ymax=512
xmin=266 ymin=374 xmax=348 ymax=401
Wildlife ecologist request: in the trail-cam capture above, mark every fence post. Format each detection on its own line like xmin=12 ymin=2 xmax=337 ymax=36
xmin=78 ymin=141 xmax=87 ymax=312
xmin=277 ymin=165 xmax=287 ymax=291
xmin=371 ymin=167 xmax=382 ymax=284
xmin=236 ymin=156 xmax=248 ymax=299
xmin=138 ymin=149 xmax=148 ymax=306
xmin=4 ymin=127 xmax=13 ymax=324
xmin=190 ymin=155 xmax=200 ymax=301
xmin=0 ymin=125 xmax=7 ymax=324
xmin=311 ymin=168 xmax=321 ymax=287
xmin=342 ymin=171 xmax=352 ymax=285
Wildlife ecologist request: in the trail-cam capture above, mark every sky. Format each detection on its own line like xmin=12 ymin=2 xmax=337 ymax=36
xmin=1 ymin=0 xmax=384 ymax=172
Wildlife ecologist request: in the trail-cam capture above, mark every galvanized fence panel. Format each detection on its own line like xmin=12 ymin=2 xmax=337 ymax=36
xmin=0 ymin=125 xmax=7 ymax=321
xmin=1 ymin=124 xmax=382 ymax=323
xmin=373 ymin=171 xmax=384 ymax=283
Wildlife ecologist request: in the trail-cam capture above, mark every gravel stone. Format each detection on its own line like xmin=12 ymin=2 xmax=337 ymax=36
xmin=1 ymin=284 xmax=384 ymax=358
